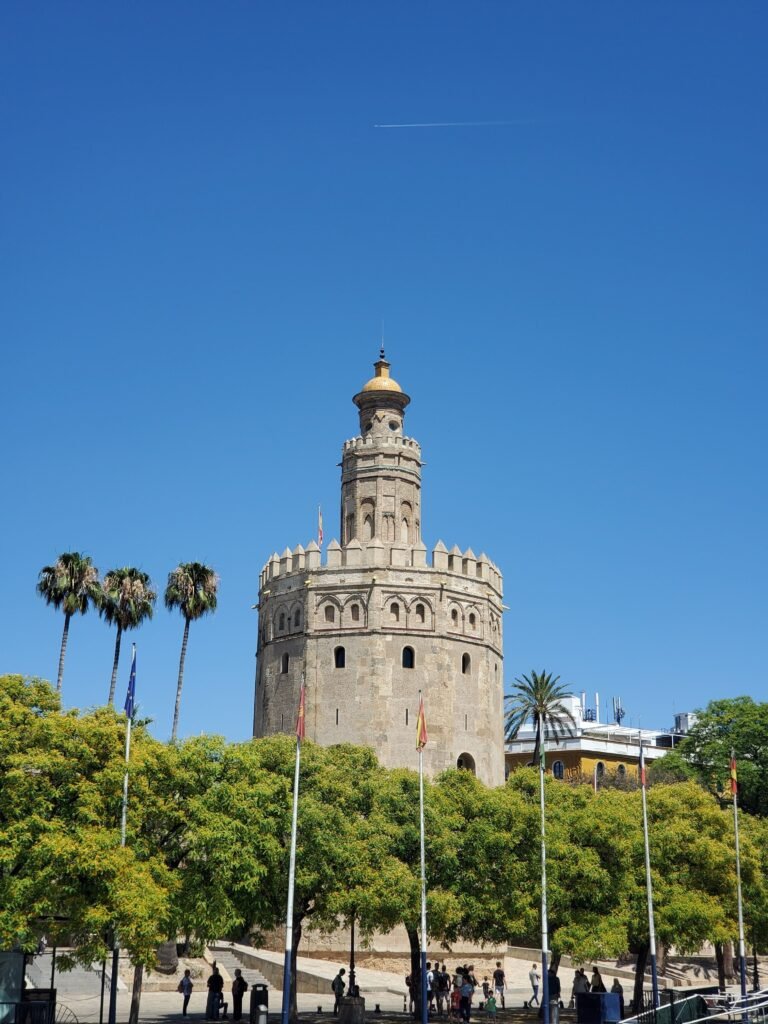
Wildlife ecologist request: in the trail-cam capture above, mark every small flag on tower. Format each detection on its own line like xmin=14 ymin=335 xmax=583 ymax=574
xmin=124 ymin=646 xmax=136 ymax=718
xmin=639 ymin=742 xmax=647 ymax=788
xmin=730 ymin=752 xmax=738 ymax=796
xmin=318 ymin=506 xmax=324 ymax=548
xmin=416 ymin=695 xmax=428 ymax=750
xmin=296 ymin=683 xmax=306 ymax=741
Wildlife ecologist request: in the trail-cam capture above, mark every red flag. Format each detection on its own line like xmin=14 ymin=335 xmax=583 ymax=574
xmin=296 ymin=684 xmax=306 ymax=741
xmin=639 ymin=745 xmax=647 ymax=788
xmin=416 ymin=696 xmax=428 ymax=750
xmin=318 ymin=506 xmax=324 ymax=548
xmin=730 ymin=753 xmax=738 ymax=796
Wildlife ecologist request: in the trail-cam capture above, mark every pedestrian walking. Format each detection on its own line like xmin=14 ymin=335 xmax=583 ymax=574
xmin=528 ymin=964 xmax=540 ymax=1007
xmin=492 ymin=962 xmax=506 ymax=1010
xmin=178 ymin=969 xmax=193 ymax=1016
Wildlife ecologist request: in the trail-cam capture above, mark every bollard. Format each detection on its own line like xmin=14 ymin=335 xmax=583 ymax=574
xmin=375 ymin=1004 xmax=381 ymax=1014
xmin=318 ymin=1007 xmax=322 ymax=1013
xmin=257 ymin=1006 xmax=267 ymax=1024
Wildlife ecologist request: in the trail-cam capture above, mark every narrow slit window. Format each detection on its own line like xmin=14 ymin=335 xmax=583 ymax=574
xmin=462 ymin=652 xmax=471 ymax=675
xmin=281 ymin=653 xmax=289 ymax=674
xmin=336 ymin=708 xmax=339 ymax=726
xmin=334 ymin=646 xmax=346 ymax=669
xmin=402 ymin=646 xmax=415 ymax=669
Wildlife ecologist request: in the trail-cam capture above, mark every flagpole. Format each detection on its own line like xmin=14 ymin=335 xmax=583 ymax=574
xmin=731 ymin=751 xmax=748 ymax=1012
xmin=539 ymin=728 xmax=550 ymax=1024
xmin=639 ymin=739 xmax=660 ymax=1009
xmin=418 ymin=691 xmax=428 ymax=1024
xmin=281 ymin=677 xmax=305 ymax=1024
xmin=109 ymin=644 xmax=135 ymax=1024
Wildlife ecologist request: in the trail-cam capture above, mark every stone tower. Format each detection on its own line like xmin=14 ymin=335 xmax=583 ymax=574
xmin=253 ymin=353 xmax=505 ymax=786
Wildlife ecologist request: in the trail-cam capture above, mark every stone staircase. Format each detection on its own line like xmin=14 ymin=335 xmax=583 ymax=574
xmin=211 ymin=947 xmax=271 ymax=992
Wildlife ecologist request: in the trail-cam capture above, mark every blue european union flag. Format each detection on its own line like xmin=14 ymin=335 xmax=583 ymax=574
xmin=124 ymin=648 xmax=136 ymax=718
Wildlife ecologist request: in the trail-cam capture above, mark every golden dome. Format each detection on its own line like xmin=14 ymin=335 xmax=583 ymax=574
xmin=361 ymin=351 xmax=402 ymax=393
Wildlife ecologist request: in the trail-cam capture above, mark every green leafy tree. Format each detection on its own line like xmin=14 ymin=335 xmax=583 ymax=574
xmin=37 ymin=552 xmax=101 ymax=693
xmin=164 ymin=562 xmax=219 ymax=741
xmin=99 ymin=568 xmax=157 ymax=705
xmin=0 ymin=674 xmax=173 ymax=967
xmin=504 ymin=670 xmax=577 ymax=761
xmin=676 ymin=697 xmax=768 ymax=816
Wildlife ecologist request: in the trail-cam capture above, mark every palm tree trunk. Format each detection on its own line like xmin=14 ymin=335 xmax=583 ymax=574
xmin=57 ymin=612 xmax=71 ymax=692
xmin=108 ymin=625 xmax=123 ymax=706
xmin=171 ymin=617 xmax=190 ymax=742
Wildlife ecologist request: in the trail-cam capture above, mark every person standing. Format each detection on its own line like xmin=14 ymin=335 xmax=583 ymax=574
xmin=207 ymin=966 xmax=225 ymax=1020
xmin=611 ymin=978 xmax=625 ymax=1019
xmin=232 ymin=969 xmax=248 ymax=1022
xmin=179 ymin=969 xmax=194 ymax=1016
xmin=437 ymin=965 xmax=451 ymax=1016
xmin=548 ymin=967 xmax=561 ymax=1024
xmin=528 ymin=964 xmax=540 ymax=1007
xmin=459 ymin=972 xmax=475 ymax=1023
xmin=332 ymin=968 xmax=346 ymax=1016
xmin=590 ymin=968 xmax=606 ymax=994
xmin=492 ymin=962 xmax=506 ymax=1010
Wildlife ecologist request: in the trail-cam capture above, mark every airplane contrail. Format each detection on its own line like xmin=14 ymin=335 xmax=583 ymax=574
xmin=373 ymin=119 xmax=530 ymax=128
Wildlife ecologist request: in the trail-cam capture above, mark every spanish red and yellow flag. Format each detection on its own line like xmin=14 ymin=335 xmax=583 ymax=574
xmin=730 ymin=752 xmax=738 ymax=796
xmin=416 ymin=695 xmax=428 ymax=750
xmin=296 ymin=684 xmax=306 ymax=742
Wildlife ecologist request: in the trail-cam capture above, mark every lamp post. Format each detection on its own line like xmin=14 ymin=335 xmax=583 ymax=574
xmin=349 ymin=912 xmax=357 ymax=997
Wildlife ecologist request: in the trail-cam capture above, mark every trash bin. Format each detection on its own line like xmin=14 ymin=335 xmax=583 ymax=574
xmin=577 ymin=993 xmax=621 ymax=1024
xmin=250 ymin=984 xmax=269 ymax=1024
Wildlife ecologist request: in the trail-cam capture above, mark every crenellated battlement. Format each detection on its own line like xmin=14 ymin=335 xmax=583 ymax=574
xmin=342 ymin=433 xmax=421 ymax=454
xmin=258 ymin=538 xmax=503 ymax=594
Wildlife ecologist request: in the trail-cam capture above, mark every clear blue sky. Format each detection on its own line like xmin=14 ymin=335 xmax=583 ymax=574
xmin=1 ymin=2 xmax=766 ymax=741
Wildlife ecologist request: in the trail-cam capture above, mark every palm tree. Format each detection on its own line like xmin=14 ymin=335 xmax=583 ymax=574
xmin=505 ymin=672 xmax=576 ymax=1024
xmin=99 ymin=568 xmax=157 ymax=705
xmin=165 ymin=562 xmax=219 ymax=741
xmin=504 ymin=670 xmax=577 ymax=764
xmin=37 ymin=552 xmax=102 ymax=693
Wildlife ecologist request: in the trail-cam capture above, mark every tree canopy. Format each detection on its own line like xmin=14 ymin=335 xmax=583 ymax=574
xmin=0 ymin=673 xmax=765 ymax=1003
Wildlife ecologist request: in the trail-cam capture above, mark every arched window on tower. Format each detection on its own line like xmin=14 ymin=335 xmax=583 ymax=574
xmin=451 ymin=608 xmax=459 ymax=627
xmin=415 ymin=603 xmax=425 ymax=624
xmin=324 ymin=605 xmax=335 ymax=624
xmin=280 ymin=653 xmax=289 ymax=674
xmin=334 ymin=646 xmax=346 ymax=669
xmin=468 ymin=613 xmax=476 ymax=630
xmin=294 ymin=609 xmax=301 ymax=628
xmin=461 ymin=652 xmax=471 ymax=675
xmin=402 ymin=646 xmax=415 ymax=669
xmin=278 ymin=613 xmax=286 ymax=632
xmin=390 ymin=602 xmax=400 ymax=623
xmin=363 ymin=515 xmax=373 ymax=541
xmin=350 ymin=603 xmax=360 ymax=622
xmin=401 ymin=518 xmax=409 ymax=543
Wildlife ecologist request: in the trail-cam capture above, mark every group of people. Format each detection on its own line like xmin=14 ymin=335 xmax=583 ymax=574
xmin=528 ymin=963 xmax=625 ymax=1020
xmin=177 ymin=965 xmax=250 ymax=1021
xmin=405 ymin=960 xmax=508 ymax=1021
